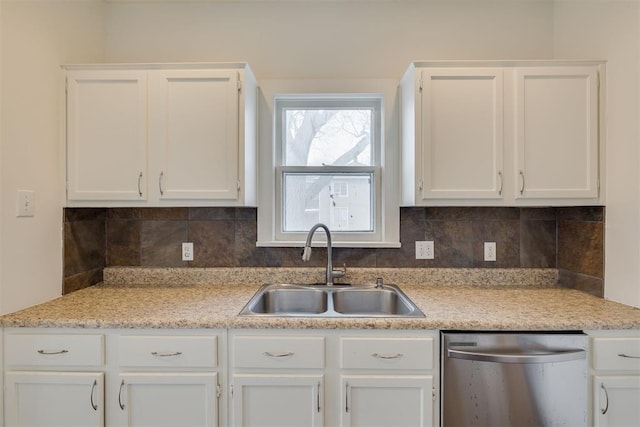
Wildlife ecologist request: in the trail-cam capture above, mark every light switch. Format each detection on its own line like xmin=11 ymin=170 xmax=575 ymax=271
xmin=16 ymin=190 xmax=35 ymax=217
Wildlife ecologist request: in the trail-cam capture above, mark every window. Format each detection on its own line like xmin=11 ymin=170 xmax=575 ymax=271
xmin=257 ymin=85 xmax=399 ymax=248
xmin=332 ymin=182 xmax=349 ymax=198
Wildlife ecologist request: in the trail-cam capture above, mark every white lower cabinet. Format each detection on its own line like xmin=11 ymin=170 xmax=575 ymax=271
xmin=2 ymin=328 xmax=226 ymax=427
xmin=232 ymin=374 xmax=323 ymax=427
xmin=593 ymin=376 xmax=640 ymax=427
xmin=5 ymin=371 xmax=104 ymax=427
xmin=111 ymin=332 xmax=225 ymax=427
xmin=341 ymin=375 xmax=433 ymax=427
xmin=339 ymin=336 xmax=435 ymax=427
xmin=589 ymin=331 xmax=640 ymax=427
xmin=3 ymin=330 xmax=106 ymax=427
xmin=230 ymin=333 xmax=325 ymax=426
xmin=229 ymin=330 xmax=438 ymax=427
xmin=116 ymin=372 xmax=219 ymax=427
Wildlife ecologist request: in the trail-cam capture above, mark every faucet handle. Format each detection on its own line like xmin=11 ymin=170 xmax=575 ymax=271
xmin=332 ymin=263 xmax=347 ymax=279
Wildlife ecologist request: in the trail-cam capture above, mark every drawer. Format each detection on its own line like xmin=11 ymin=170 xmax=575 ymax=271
xmin=233 ymin=336 xmax=325 ymax=369
xmin=5 ymin=333 xmax=104 ymax=367
xmin=340 ymin=337 xmax=433 ymax=370
xmin=119 ymin=335 xmax=218 ymax=368
xmin=592 ymin=337 xmax=640 ymax=371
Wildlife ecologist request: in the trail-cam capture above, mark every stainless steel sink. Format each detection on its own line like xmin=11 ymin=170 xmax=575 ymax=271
xmin=239 ymin=283 xmax=424 ymax=318
xmin=243 ymin=286 xmax=327 ymax=314
xmin=332 ymin=288 xmax=416 ymax=316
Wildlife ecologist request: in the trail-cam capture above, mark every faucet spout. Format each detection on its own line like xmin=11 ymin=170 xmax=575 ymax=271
xmin=301 ymin=223 xmax=345 ymax=286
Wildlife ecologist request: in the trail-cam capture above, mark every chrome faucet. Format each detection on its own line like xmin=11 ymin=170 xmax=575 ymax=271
xmin=301 ymin=223 xmax=346 ymax=286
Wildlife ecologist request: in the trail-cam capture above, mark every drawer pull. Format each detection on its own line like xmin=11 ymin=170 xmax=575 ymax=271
xmin=37 ymin=349 xmax=69 ymax=355
xmin=371 ymin=352 xmax=404 ymax=360
xmin=264 ymin=351 xmax=294 ymax=358
xmin=618 ymin=353 xmax=640 ymax=359
xmin=90 ymin=379 xmax=98 ymax=411
xmin=151 ymin=351 xmax=183 ymax=357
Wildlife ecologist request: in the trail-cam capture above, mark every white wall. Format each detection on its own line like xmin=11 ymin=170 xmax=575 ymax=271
xmin=104 ymin=0 xmax=555 ymax=79
xmin=0 ymin=0 xmax=105 ymax=314
xmin=0 ymin=0 xmax=4 ymax=318
xmin=554 ymin=0 xmax=640 ymax=308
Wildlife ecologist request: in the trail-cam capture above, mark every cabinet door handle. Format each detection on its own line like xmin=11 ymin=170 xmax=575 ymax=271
xmin=90 ymin=379 xmax=98 ymax=411
xmin=600 ymin=382 xmax=609 ymax=415
xmin=37 ymin=349 xmax=69 ymax=355
xmin=618 ymin=353 xmax=640 ymax=359
xmin=345 ymin=381 xmax=350 ymax=413
xmin=159 ymin=171 xmax=165 ymax=196
xmin=118 ymin=379 xmax=126 ymax=410
xmin=519 ymin=170 xmax=525 ymax=195
xmin=137 ymin=172 xmax=143 ymax=197
xmin=371 ymin=352 xmax=404 ymax=360
xmin=264 ymin=351 xmax=294 ymax=358
xmin=151 ymin=351 xmax=183 ymax=357
xmin=316 ymin=382 xmax=321 ymax=413
xmin=498 ymin=171 xmax=504 ymax=196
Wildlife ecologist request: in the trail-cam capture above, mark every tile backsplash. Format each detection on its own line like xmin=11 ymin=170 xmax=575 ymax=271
xmin=63 ymin=206 xmax=605 ymax=296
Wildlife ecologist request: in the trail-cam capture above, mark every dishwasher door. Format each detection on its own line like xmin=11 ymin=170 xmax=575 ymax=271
xmin=441 ymin=332 xmax=588 ymax=427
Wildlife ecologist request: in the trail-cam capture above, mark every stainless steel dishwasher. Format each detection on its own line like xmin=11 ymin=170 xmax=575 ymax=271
xmin=441 ymin=332 xmax=588 ymax=426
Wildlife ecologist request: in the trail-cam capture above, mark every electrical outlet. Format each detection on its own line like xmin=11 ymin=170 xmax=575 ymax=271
xmin=484 ymin=242 xmax=497 ymax=262
xmin=416 ymin=241 xmax=434 ymax=260
xmin=182 ymin=242 xmax=194 ymax=261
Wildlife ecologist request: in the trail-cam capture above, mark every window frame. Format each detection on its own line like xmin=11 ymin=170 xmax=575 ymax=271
xmin=256 ymin=80 xmax=400 ymax=248
xmin=275 ymin=95 xmax=381 ymax=242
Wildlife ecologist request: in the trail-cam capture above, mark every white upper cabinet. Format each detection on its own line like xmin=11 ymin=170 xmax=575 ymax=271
xmin=418 ymin=68 xmax=504 ymax=200
xmin=515 ymin=66 xmax=599 ymax=199
xmin=400 ymin=60 xmax=604 ymax=206
xmin=66 ymin=70 xmax=148 ymax=202
xmin=65 ymin=63 xmax=257 ymax=207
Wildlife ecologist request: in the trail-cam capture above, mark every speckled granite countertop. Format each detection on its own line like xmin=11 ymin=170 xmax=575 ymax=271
xmin=1 ymin=268 xmax=639 ymax=330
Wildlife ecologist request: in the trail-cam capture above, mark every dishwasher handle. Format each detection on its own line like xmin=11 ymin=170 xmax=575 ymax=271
xmin=448 ymin=347 xmax=586 ymax=364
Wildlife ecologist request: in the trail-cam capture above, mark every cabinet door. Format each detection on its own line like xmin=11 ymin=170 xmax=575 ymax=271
xmin=5 ymin=371 xmax=103 ymax=427
xmin=232 ymin=374 xmax=323 ymax=427
xmin=66 ymin=70 xmax=148 ymax=201
xmin=116 ymin=372 xmax=218 ymax=427
xmin=594 ymin=376 xmax=640 ymax=427
xmin=420 ymin=68 xmax=504 ymax=200
xmin=341 ymin=375 xmax=434 ymax=427
xmin=340 ymin=375 xmax=433 ymax=427
xmin=150 ymin=70 xmax=239 ymax=201
xmin=515 ymin=66 xmax=599 ymax=199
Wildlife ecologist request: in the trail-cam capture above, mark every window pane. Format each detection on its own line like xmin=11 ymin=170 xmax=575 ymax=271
xmin=284 ymin=109 xmax=372 ymax=166
xmin=283 ymin=172 xmax=373 ymax=232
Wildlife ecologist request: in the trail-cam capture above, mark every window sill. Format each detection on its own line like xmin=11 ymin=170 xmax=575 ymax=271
xmin=256 ymin=240 xmax=401 ymax=249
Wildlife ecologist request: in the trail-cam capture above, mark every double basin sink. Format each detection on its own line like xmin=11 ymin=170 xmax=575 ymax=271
xmin=239 ymin=283 xmax=425 ymax=318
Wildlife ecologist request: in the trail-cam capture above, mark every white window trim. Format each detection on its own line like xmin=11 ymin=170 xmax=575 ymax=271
xmin=256 ymin=79 xmax=400 ymax=248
